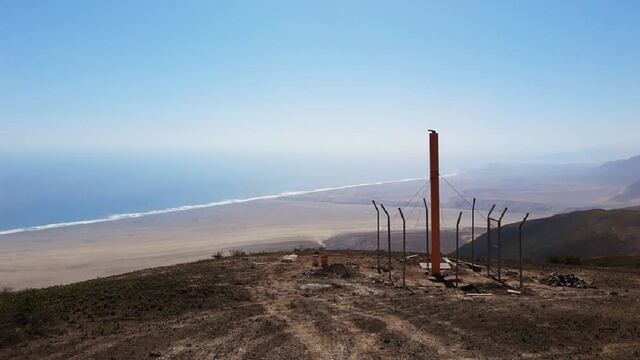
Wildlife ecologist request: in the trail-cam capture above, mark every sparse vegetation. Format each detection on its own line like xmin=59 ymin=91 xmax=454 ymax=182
xmin=230 ymin=249 xmax=246 ymax=257
xmin=2 ymin=251 xmax=640 ymax=359
xmin=0 ymin=289 xmax=55 ymax=344
xmin=0 ymin=259 xmax=253 ymax=349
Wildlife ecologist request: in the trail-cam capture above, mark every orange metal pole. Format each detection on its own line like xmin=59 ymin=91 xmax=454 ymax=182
xmin=429 ymin=130 xmax=441 ymax=275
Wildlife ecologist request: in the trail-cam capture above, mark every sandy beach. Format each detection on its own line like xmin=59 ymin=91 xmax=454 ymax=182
xmin=0 ymin=198 xmax=372 ymax=289
xmin=0 ymin=177 xmax=610 ymax=289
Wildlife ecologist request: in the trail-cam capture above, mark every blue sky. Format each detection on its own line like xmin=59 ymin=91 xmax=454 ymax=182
xmin=2 ymin=1 xmax=639 ymax=165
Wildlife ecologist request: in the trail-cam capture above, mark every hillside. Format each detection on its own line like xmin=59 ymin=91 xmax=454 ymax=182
xmin=458 ymin=208 xmax=640 ymax=262
xmin=614 ymin=179 xmax=640 ymax=202
xmin=1 ymin=250 xmax=640 ymax=359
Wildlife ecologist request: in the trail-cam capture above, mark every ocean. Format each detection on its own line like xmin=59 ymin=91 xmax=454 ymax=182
xmin=0 ymin=152 xmax=424 ymax=234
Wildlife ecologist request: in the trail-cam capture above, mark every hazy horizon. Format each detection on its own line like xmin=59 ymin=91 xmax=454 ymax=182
xmin=1 ymin=148 xmax=636 ymax=233
xmin=2 ymin=1 xmax=639 ymax=163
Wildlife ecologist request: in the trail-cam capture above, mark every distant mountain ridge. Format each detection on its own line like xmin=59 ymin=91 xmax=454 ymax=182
xmin=457 ymin=208 xmax=640 ymax=262
xmin=455 ymin=154 xmax=640 ymax=213
xmin=589 ymin=154 xmax=640 ymax=185
xmin=458 ymin=154 xmax=640 ymax=186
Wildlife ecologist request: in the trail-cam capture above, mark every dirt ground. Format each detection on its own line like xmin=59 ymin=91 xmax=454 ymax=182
xmin=2 ymin=250 xmax=639 ymax=359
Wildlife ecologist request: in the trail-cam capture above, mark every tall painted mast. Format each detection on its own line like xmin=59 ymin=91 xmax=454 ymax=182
xmin=428 ymin=130 xmax=441 ymax=275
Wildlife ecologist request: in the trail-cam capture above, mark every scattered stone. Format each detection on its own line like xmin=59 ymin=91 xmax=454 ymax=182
xmin=148 ymin=352 xmax=161 ymax=358
xmin=539 ymin=273 xmax=595 ymax=288
xmin=299 ymin=283 xmax=333 ymax=291
xmin=281 ymin=254 xmax=298 ymax=262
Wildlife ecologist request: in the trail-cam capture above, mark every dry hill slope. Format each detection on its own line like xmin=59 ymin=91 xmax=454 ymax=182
xmin=458 ymin=208 xmax=640 ymax=262
xmin=2 ymin=251 xmax=639 ymax=359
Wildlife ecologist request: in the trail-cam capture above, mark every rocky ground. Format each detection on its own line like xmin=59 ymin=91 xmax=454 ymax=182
xmin=1 ymin=250 xmax=639 ymax=359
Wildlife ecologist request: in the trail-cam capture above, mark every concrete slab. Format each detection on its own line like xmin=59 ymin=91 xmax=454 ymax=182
xmin=419 ymin=262 xmax=452 ymax=270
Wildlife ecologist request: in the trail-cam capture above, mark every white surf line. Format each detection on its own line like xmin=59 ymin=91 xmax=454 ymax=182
xmin=0 ymin=177 xmax=426 ymax=236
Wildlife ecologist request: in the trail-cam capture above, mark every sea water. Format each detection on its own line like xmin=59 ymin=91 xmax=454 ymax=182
xmin=0 ymin=152 xmax=424 ymax=234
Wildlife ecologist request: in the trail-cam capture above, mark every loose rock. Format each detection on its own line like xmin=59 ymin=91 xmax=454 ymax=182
xmin=540 ymin=273 xmax=595 ymax=288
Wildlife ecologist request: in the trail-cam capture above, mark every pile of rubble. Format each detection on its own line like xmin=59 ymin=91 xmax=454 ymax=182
xmin=540 ymin=273 xmax=596 ymax=289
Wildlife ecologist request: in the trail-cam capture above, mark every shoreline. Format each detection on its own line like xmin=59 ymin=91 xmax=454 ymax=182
xmin=0 ymin=177 xmax=426 ymax=236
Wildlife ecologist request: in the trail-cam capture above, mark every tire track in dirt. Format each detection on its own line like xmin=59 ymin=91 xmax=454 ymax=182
xmin=262 ymin=294 xmax=382 ymax=359
xmin=262 ymin=298 xmax=326 ymax=358
xmin=335 ymin=294 xmax=475 ymax=360
xmin=261 ymin=257 xmax=468 ymax=359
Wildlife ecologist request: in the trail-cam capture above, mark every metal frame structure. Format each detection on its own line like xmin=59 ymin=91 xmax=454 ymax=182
xmin=366 ymin=131 xmax=534 ymax=290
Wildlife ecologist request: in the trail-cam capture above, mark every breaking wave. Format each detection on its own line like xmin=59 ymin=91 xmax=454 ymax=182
xmin=0 ymin=177 xmax=426 ymax=236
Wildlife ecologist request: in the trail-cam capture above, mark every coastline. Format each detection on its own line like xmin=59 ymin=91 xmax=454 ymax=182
xmin=0 ymin=177 xmax=437 ymax=289
xmin=0 ymin=177 xmax=426 ymax=236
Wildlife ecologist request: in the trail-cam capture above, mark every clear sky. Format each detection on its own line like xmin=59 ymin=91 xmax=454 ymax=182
xmin=2 ymin=1 xmax=639 ymax=166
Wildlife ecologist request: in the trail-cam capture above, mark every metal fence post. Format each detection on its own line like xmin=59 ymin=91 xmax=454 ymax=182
xmin=519 ymin=213 xmax=530 ymax=289
xmin=486 ymin=204 xmax=496 ymax=277
xmin=497 ymin=207 xmax=508 ymax=282
xmin=372 ymin=200 xmax=381 ymax=274
xmin=423 ymin=197 xmax=429 ymax=273
xmin=380 ymin=204 xmax=392 ymax=284
xmin=398 ymin=207 xmax=406 ymax=287
xmin=456 ymin=211 xmax=463 ymax=288
xmin=471 ymin=198 xmax=476 ymax=268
